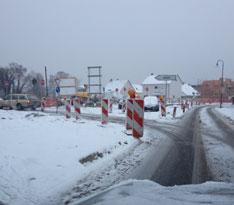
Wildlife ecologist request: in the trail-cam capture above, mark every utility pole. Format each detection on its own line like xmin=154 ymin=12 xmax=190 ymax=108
xmin=216 ymin=60 xmax=224 ymax=108
xmin=45 ymin=66 xmax=48 ymax=97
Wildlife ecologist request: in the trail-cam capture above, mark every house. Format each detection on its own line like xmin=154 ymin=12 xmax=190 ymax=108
xmin=200 ymin=78 xmax=234 ymax=99
xmin=181 ymin=83 xmax=200 ymax=98
xmin=142 ymin=74 xmax=183 ymax=99
xmin=104 ymin=79 xmax=135 ymax=99
xmin=133 ymin=84 xmax=143 ymax=98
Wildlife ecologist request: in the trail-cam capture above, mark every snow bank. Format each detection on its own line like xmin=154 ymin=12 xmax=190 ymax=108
xmin=215 ymin=104 xmax=234 ymax=121
xmin=79 ymin=179 xmax=234 ymax=205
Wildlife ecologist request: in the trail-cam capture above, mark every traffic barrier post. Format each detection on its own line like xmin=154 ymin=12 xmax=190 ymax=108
xmin=173 ymin=107 xmax=177 ymax=118
xmin=74 ymin=99 xmax=81 ymax=120
xmin=41 ymin=97 xmax=46 ymax=112
xmin=133 ymin=99 xmax=144 ymax=138
xmin=102 ymin=98 xmax=108 ymax=124
xmin=65 ymin=99 xmax=71 ymax=119
xmin=126 ymin=99 xmax=134 ymax=130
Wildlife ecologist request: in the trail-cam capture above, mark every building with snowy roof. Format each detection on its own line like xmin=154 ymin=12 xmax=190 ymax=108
xmin=104 ymin=79 xmax=135 ymax=99
xmin=181 ymin=83 xmax=200 ymax=98
xmin=133 ymin=84 xmax=143 ymax=97
xmin=142 ymin=74 xmax=183 ymax=99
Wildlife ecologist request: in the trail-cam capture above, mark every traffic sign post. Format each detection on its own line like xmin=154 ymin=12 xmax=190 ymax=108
xmin=155 ymin=75 xmax=177 ymax=104
xmin=56 ymin=87 xmax=60 ymax=93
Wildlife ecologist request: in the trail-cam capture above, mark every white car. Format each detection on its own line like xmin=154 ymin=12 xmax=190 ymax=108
xmin=144 ymin=96 xmax=159 ymax=111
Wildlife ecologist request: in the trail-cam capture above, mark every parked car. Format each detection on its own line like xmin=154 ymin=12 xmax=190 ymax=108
xmin=144 ymin=96 xmax=159 ymax=111
xmin=0 ymin=94 xmax=41 ymax=110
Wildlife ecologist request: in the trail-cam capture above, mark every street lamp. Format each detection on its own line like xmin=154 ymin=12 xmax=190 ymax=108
xmin=216 ymin=60 xmax=224 ymax=108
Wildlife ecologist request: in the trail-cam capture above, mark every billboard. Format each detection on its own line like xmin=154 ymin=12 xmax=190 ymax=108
xmin=58 ymin=77 xmax=77 ymax=96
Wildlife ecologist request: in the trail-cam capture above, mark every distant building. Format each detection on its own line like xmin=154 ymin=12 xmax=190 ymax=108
xmin=181 ymin=83 xmax=200 ymax=98
xmin=104 ymin=79 xmax=134 ymax=99
xmin=142 ymin=74 xmax=183 ymax=99
xmin=133 ymin=84 xmax=143 ymax=97
xmin=200 ymin=78 xmax=234 ymax=99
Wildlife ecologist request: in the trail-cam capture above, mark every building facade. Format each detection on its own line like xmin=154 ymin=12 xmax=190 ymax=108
xmin=200 ymin=78 xmax=234 ymax=99
xmin=142 ymin=74 xmax=183 ymax=99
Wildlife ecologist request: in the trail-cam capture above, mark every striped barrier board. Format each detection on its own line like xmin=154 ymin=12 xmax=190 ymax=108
xmin=109 ymin=99 xmax=113 ymax=113
xmin=41 ymin=97 xmax=46 ymax=112
xmin=133 ymin=99 xmax=144 ymax=138
xmin=65 ymin=99 xmax=71 ymax=119
xmin=122 ymin=99 xmax=126 ymax=113
xmin=160 ymin=99 xmax=166 ymax=117
xmin=73 ymin=99 xmax=81 ymax=120
xmin=173 ymin=107 xmax=177 ymax=118
xmin=126 ymin=99 xmax=134 ymax=130
xmin=102 ymin=98 xmax=108 ymax=124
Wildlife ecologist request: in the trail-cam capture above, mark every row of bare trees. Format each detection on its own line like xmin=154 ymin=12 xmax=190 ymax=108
xmin=0 ymin=63 xmax=70 ymax=98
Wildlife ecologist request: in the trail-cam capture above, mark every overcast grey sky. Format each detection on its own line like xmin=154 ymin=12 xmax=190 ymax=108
xmin=0 ymin=0 xmax=234 ymax=86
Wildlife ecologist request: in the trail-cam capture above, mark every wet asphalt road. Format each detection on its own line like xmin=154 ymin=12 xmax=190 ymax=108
xmin=47 ymin=107 xmax=211 ymax=186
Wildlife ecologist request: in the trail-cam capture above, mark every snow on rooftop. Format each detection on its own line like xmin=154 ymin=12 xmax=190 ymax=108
xmin=182 ymin=83 xmax=199 ymax=96
xmin=133 ymin=84 xmax=143 ymax=93
xmin=105 ymin=80 xmax=127 ymax=92
xmin=142 ymin=74 xmax=172 ymax=85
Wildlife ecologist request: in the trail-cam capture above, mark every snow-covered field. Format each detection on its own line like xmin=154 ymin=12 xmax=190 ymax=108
xmin=0 ymin=110 xmax=143 ymax=204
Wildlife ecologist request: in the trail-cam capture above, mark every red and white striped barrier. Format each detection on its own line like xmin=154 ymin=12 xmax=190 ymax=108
xmin=160 ymin=98 xmax=166 ymax=117
xmin=173 ymin=107 xmax=177 ymax=118
xmin=41 ymin=97 xmax=46 ymax=112
xmin=65 ymin=99 xmax=71 ymax=119
xmin=73 ymin=99 xmax=81 ymax=120
xmin=126 ymin=99 xmax=134 ymax=130
xmin=133 ymin=99 xmax=144 ymax=138
xmin=122 ymin=99 xmax=126 ymax=113
xmin=102 ymin=98 xmax=108 ymax=124
xmin=109 ymin=99 xmax=113 ymax=113
xmin=183 ymin=105 xmax=186 ymax=113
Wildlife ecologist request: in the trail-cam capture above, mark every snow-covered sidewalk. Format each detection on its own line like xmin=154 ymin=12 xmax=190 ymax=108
xmin=215 ymin=103 xmax=234 ymax=122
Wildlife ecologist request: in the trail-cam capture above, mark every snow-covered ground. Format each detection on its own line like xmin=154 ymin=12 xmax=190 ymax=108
xmin=78 ymin=179 xmax=234 ymax=205
xmin=200 ymin=107 xmax=234 ymax=183
xmin=215 ymin=103 xmax=234 ymax=122
xmin=1 ymin=104 xmax=234 ymax=205
xmin=0 ymin=110 xmax=145 ymax=205
xmin=48 ymin=103 xmax=186 ymax=122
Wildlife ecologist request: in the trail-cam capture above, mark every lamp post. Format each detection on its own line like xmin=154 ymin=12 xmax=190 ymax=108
xmin=216 ymin=60 xmax=224 ymax=108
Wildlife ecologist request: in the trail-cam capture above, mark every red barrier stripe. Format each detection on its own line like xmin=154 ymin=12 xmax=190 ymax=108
xmin=134 ymin=110 xmax=143 ymax=127
xmin=102 ymin=107 xmax=108 ymax=116
xmin=135 ymin=99 xmax=144 ymax=109
xmin=133 ymin=128 xmax=141 ymax=138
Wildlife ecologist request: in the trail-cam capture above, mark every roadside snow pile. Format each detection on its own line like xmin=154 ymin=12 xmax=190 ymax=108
xmin=200 ymin=108 xmax=234 ymax=183
xmin=215 ymin=104 xmax=234 ymax=122
xmin=0 ymin=110 xmax=138 ymax=205
xmin=78 ymin=179 xmax=234 ymax=205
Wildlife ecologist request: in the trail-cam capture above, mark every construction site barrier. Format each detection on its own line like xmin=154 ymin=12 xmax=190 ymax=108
xmin=102 ymin=99 xmax=108 ymax=124
xmin=73 ymin=99 xmax=81 ymax=120
xmin=133 ymin=99 xmax=144 ymax=138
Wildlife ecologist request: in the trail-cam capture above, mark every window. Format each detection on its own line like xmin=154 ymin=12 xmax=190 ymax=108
xmin=12 ymin=95 xmax=18 ymax=100
xmin=124 ymin=88 xmax=126 ymax=91
xmin=155 ymin=86 xmax=158 ymax=89
xmin=28 ymin=95 xmax=38 ymax=100
xmin=19 ymin=95 xmax=26 ymax=100
xmin=4 ymin=95 xmax=12 ymax=100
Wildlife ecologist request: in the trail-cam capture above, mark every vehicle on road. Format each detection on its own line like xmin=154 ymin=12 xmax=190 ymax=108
xmin=0 ymin=94 xmax=41 ymax=110
xmin=144 ymin=96 xmax=159 ymax=111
